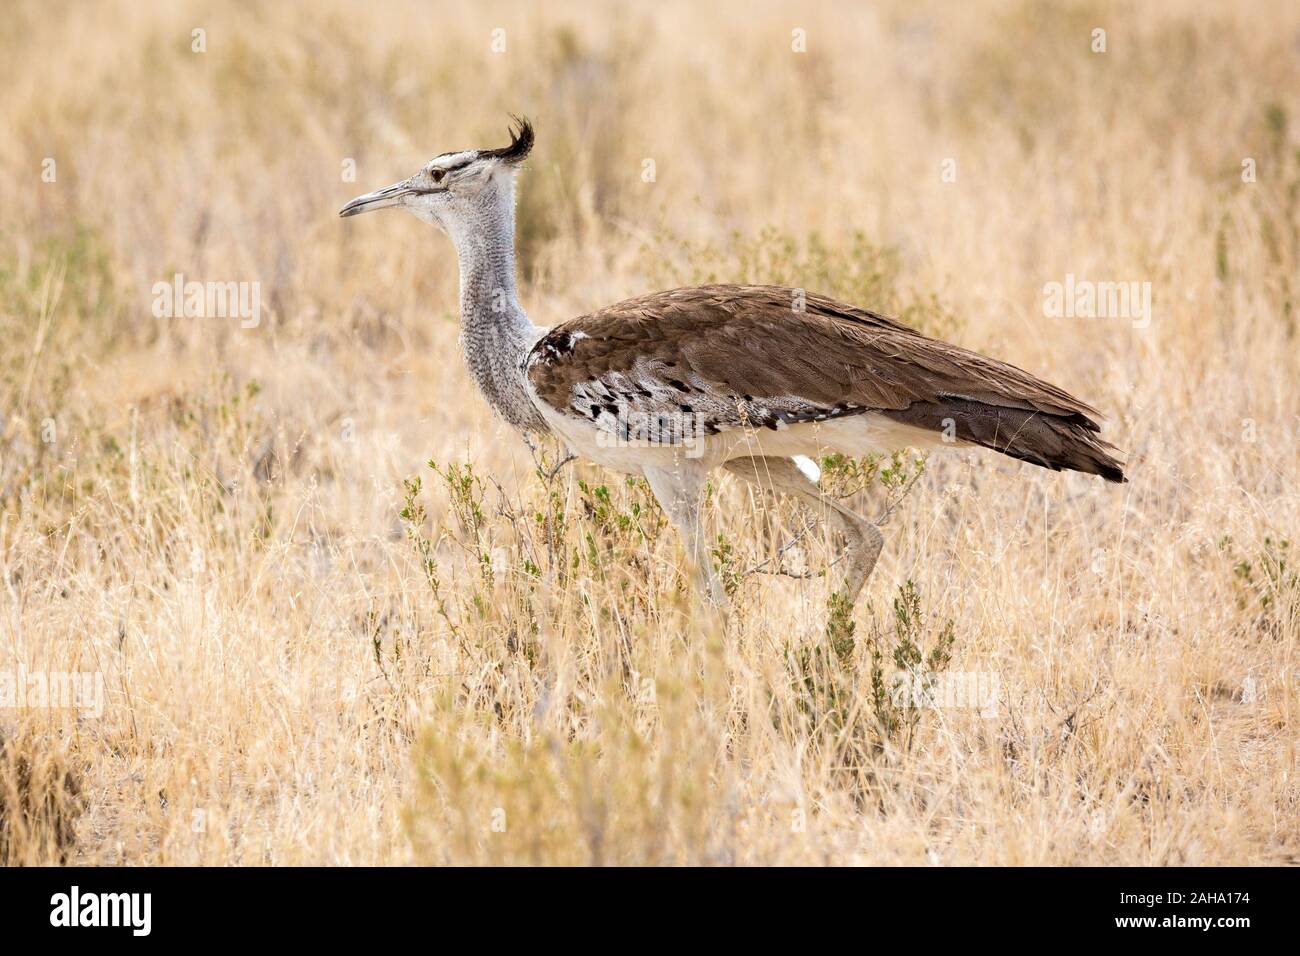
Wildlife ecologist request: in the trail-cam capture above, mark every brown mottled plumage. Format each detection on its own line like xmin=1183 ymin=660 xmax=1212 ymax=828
xmin=527 ymin=284 xmax=1126 ymax=482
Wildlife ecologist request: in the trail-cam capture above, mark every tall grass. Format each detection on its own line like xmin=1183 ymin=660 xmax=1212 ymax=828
xmin=0 ymin=0 xmax=1295 ymax=864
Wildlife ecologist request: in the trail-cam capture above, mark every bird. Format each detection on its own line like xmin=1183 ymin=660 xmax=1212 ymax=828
xmin=340 ymin=117 xmax=1126 ymax=609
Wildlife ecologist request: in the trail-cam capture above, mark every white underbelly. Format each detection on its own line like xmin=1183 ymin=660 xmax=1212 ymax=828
xmin=534 ymin=401 xmax=942 ymax=476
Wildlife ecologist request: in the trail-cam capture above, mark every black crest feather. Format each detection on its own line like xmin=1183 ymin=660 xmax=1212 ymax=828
xmin=482 ymin=115 xmax=534 ymax=165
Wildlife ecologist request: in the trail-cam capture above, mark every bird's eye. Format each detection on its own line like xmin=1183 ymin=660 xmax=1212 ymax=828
xmin=431 ymin=169 xmax=445 ymax=183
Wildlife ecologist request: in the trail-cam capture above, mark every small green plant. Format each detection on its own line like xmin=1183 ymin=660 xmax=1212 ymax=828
xmin=430 ymin=460 xmax=487 ymax=547
xmin=866 ymin=580 xmax=957 ymax=749
xmin=825 ymin=589 xmax=856 ymax=659
xmin=573 ymin=477 xmax=665 ymax=592
xmin=1221 ymin=534 xmax=1298 ymax=628
xmin=712 ymin=533 xmax=742 ymax=597
xmin=818 ymin=450 xmax=926 ymax=501
xmin=787 ymin=579 xmax=958 ymax=788
xmin=399 ymin=473 xmax=460 ymax=638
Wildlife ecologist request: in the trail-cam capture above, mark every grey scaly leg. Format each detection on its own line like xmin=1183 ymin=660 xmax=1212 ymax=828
xmin=724 ymin=456 xmax=883 ymax=604
xmin=643 ymin=460 xmax=728 ymax=609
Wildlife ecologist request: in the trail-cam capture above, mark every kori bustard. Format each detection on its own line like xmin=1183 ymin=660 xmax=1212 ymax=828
xmin=341 ymin=118 xmax=1126 ymax=607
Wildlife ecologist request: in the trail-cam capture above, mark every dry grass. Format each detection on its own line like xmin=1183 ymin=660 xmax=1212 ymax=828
xmin=0 ymin=0 xmax=1296 ymax=865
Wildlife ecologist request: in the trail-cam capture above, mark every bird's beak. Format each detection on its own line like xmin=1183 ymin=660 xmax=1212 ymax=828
xmin=339 ymin=179 xmax=418 ymax=218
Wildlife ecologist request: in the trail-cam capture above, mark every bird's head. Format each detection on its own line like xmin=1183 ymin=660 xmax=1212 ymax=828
xmin=338 ymin=117 xmax=533 ymax=233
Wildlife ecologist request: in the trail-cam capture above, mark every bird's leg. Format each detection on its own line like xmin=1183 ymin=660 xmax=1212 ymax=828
xmin=642 ymin=461 xmax=728 ymax=609
xmin=724 ymin=456 xmax=883 ymax=605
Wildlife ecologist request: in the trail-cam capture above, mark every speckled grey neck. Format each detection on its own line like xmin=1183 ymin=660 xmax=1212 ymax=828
xmin=443 ymin=176 xmax=548 ymax=434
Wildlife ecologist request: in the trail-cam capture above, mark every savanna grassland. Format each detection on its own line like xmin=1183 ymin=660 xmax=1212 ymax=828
xmin=0 ymin=0 xmax=1297 ymax=865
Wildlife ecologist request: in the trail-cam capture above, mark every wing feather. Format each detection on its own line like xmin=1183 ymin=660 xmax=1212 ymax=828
xmin=526 ymin=284 xmax=1112 ymax=448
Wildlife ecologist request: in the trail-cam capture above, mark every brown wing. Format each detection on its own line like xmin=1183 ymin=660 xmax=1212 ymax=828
xmin=526 ymin=284 xmax=1125 ymax=481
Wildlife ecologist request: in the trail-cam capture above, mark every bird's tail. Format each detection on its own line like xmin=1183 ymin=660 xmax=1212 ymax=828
xmin=882 ymin=399 xmax=1127 ymax=483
